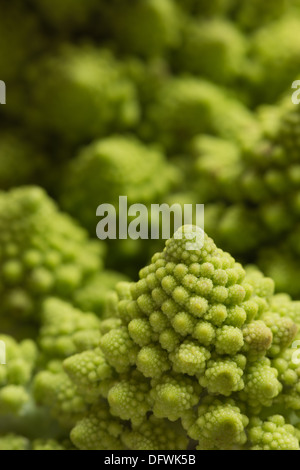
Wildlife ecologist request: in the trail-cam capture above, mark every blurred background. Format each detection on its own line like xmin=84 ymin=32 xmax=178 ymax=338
xmin=2 ymin=0 xmax=300 ymax=294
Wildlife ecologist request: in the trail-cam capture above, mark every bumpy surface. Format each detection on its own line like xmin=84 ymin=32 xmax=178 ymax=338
xmin=60 ymin=135 xmax=179 ymax=233
xmin=25 ymin=46 xmax=140 ymax=144
xmin=55 ymin=227 xmax=300 ymax=450
xmin=2 ymin=0 xmax=300 ymax=452
xmin=0 ymin=186 xmax=104 ymax=335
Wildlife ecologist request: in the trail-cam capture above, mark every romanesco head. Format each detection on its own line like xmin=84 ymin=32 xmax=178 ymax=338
xmin=60 ymin=135 xmax=178 ymax=233
xmin=26 ymin=45 xmax=140 ymax=144
xmin=64 ymin=228 xmax=299 ymax=450
xmin=0 ymin=186 xmax=104 ymax=333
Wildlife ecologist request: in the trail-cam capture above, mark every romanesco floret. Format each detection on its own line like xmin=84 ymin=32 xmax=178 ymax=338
xmin=2 ymin=0 xmax=300 ymax=452
xmin=38 ymin=298 xmax=102 ymax=359
xmin=175 ymin=19 xmax=247 ymax=84
xmin=0 ymin=434 xmax=29 ymax=450
xmin=146 ymin=77 xmax=260 ymax=152
xmin=0 ymin=335 xmax=37 ymax=415
xmin=182 ymin=396 xmax=249 ymax=450
xmin=25 ymin=45 xmax=140 ymax=144
xmin=121 ymin=415 xmax=188 ymax=450
xmin=61 ymin=227 xmax=299 ymax=450
xmin=248 ymin=415 xmax=299 ymax=450
xmin=70 ymin=400 xmax=125 ymax=450
xmin=73 ymin=271 xmax=130 ymax=317
xmin=250 ymin=16 xmax=300 ymax=102
xmin=0 ymin=186 xmax=104 ymax=335
xmin=60 ymin=135 xmax=178 ymax=234
xmin=33 ymin=361 xmax=88 ymax=430
xmin=0 ymin=435 xmax=74 ymax=451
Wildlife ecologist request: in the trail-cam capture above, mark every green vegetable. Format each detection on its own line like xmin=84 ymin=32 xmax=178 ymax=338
xmin=53 ymin=226 xmax=299 ymax=450
xmin=1 ymin=0 xmax=300 ymax=452
xmin=0 ymin=186 xmax=104 ymax=336
xmin=25 ymin=45 xmax=140 ymax=144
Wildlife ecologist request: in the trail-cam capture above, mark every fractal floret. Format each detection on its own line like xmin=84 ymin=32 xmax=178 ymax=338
xmin=175 ymin=18 xmax=247 ymax=84
xmin=25 ymin=45 xmax=140 ymax=144
xmin=2 ymin=0 xmax=300 ymax=453
xmin=146 ymin=77 xmax=260 ymax=152
xmin=60 ymin=135 xmax=179 ymax=234
xmin=0 ymin=186 xmax=104 ymax=335
xmin=187 ymin=91 xmax=300 ymax=297
xmin=49 ymin=226 xmax=300 ymax=450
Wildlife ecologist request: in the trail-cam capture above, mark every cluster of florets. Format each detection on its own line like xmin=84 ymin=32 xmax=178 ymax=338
xmin=51 ymin=227 xmax=300 ymax=450
xmin=0 ymin=186 xmax=104 ymax=335
xmin=187 ymin=95 xmax=300 ymax=297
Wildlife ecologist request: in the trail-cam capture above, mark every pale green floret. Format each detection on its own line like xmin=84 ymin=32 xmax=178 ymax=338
xmin=147 ymin=78 xmax=260 ymax=151
xmin=0 ymin=434 xmax=29 ymax=451
xmin=242 ymin=321 xmax=273 ymax=361
xmin=33 ymin=364 xmax=88 ymax=429
xmin=60 ymin=135 xmax=178 ymax=234
xmin=63 ymin=348 xmax=114 ymax=403
xmin=171 ymin=312 xmax=196 ymax=336
xmin=39 ymin=298 xmax=102 ymax=359
xmin=271 ymin=345 xmax=300 ymax=411
xmin=270 ymin=294 xmax=300 ymax=325
xmin=177 ymin=19 xmax=247 ymax=84
xmin=61 ymin=227 xmax=300 ymax=450
xmin=150 ymin=373 xmax=201 ymax=421
xmin=240 ymin=358 xmax=282 ymax=411
xmin=169 ymin=341 xmax=210 ymax=376
xmin=250 ymin=16 xmax=300 ymax=102
xmin=262 ymin=313 xmax=298 ymax=357
xmin=199 ymin=357 xmax=245 ymax=395
xmin=0 ymin=386 xmax=30 ymax=414
xmin=0 ymin=335 xmax=37 ymax=416
xmin=70 ymin=401 xmax=125 ymax=450
xmin=215 ymin=325 xmax=244 ymax=355
xmin=192 ymin=321 xmax=216 ymax=346
xmin=122 ymin=415 xmax=188 ymax=450
xmin=137 ymin=344 xmax=171 ymax=378
xmin=100 ymin=327 xmax=139 ymax=373
xmin=74 ymin=271 xmax=130 ymax=317
xmin=248 ymin=416 xmax=300 ymax=450
xmin=108 ymin=372 xmax=151 ymax=425
xmin=128 ymin=318 xmax=154 ymax=347
xmin=32 ymin=439 xmax=73 ymax=451
xmin=0 ymin=187 xmax=103 ymax=333
xmin=26 ymin=46 xmax=139 ymax=144
xmin=182 ymin=397 xmax=249 ymax=450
